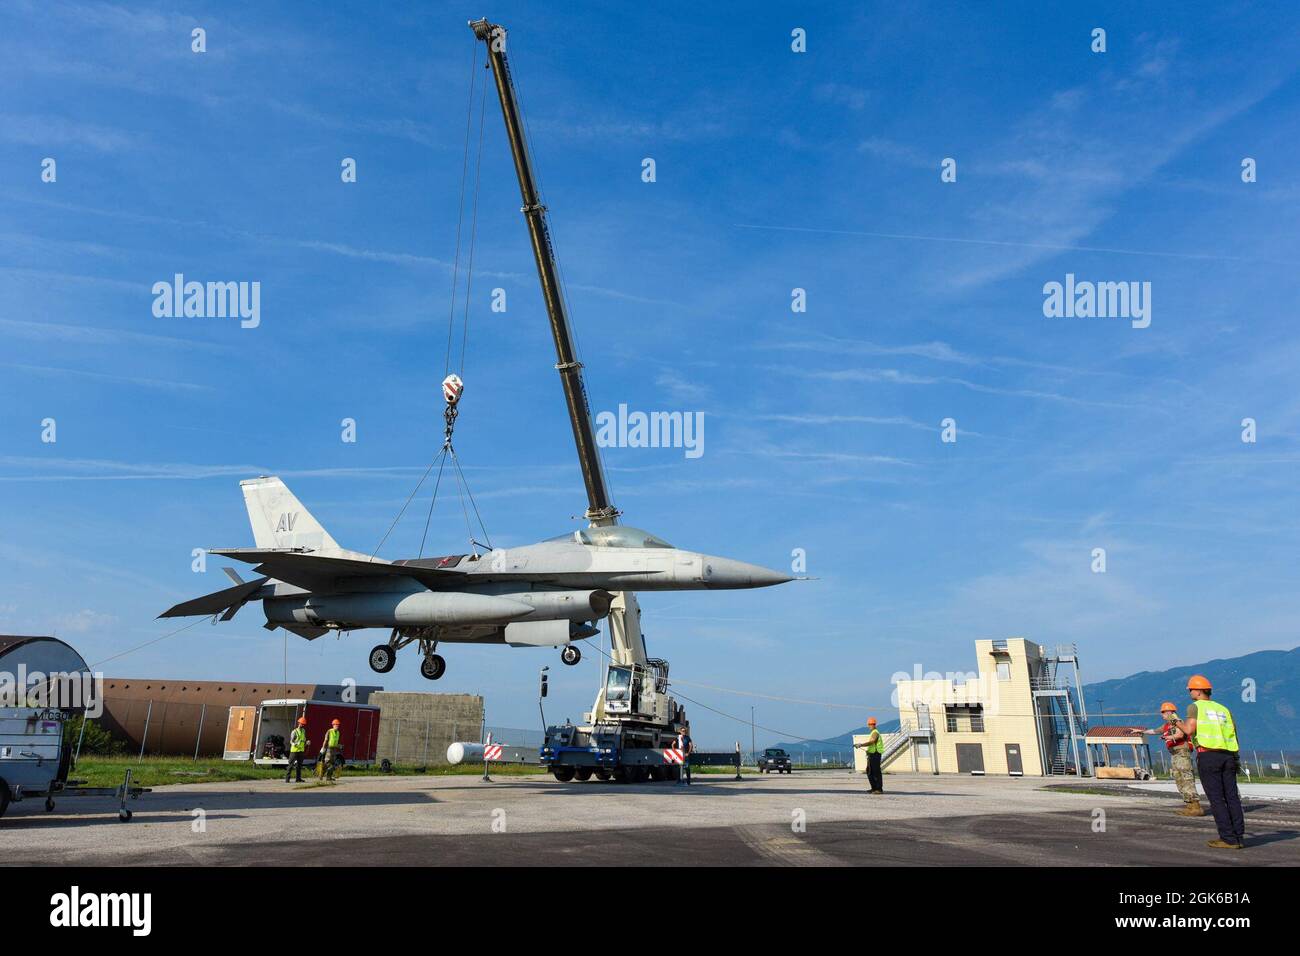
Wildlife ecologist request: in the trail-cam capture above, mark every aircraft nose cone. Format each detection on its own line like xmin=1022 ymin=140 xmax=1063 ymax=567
xmin=702 ymin=557 xmax=794 ymax=589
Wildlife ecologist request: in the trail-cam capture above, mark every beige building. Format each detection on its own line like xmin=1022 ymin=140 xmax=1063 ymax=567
xmin=854 ymin=638 xmax=1089 ymax=777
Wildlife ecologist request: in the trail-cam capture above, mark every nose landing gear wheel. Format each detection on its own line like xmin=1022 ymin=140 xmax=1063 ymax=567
xmin=369 ymin=644 xmax=396 ymax=674
xmin=420 ymin=654 xmax=446 ymax=680
xmin=560 ymin=645 xmax=581 ymax=666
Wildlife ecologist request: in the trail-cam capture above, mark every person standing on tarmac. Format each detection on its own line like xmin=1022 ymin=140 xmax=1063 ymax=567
xmin=675 ymin=727 xmax=693 ymax=785
xmin=1136 ymin=703 xmax=1202 ymax=816
xmin=854 ymin=717 xmax=884 ymax=794
xmin=1184 ymin=675 xmax=1245 ymax=850
xmin=320 ymin=718 xmax=343 ymax=780
xmin=285 ymin=716 xmax=309 ymax=783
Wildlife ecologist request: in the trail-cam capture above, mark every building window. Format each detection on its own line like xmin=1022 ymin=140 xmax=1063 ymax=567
xmin=945 ymin=704 xmax=985 ymax=733
xmin=996 ymin=661 xmax=1011 ymax=682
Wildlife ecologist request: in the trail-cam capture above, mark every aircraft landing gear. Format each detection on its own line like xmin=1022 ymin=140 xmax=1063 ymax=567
xmin=561 ymin=645 xmax=581 ymax=666
xmin=415 ymin=634 xmax=445 ymax=680
xmin=371 ymin=627 xmax=441 ymax=675
xmin=420 ymin=654 xmax=446 ymax=680
xmin=369 ymin=644 xmax=396 ymax=674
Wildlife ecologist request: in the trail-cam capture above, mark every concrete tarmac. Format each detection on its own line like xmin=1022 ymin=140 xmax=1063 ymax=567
xmin=4 ymin=771 xmax=1297 ymax=866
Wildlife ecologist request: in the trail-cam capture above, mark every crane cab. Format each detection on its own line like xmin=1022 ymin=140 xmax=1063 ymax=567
xmin=602 ymin=660 xmax=673 ymax=723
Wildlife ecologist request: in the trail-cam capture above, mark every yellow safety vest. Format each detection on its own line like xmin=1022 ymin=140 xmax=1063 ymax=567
xmin=326 ymin=727 xmax=341 ymax=749
xmin=289 ymin=727 xmax=307 ymax=753
xmin=865 ymin=730 xmax=883 ymax=754
xmin=1193 ymin=700 xmax=1238 ymax=752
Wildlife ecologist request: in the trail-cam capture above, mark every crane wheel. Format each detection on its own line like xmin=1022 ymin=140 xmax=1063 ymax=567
xmin=595 ymin=769 xmax=611 ymax=781
xmin=575 ymin=768 xmax=593 ymax=781
xmin=552 ymin=766 xmax=576 ymax=782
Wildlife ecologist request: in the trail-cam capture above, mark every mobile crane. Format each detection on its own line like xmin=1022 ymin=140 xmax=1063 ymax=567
xmin=470 ymin=18 xmax=688 ymax=781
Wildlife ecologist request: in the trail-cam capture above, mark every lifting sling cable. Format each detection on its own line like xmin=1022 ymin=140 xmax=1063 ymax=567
xmin=375 ymin=42 xmax=491 ymax=560
xmin=459 ymin=61 xmax=489 ymax=375
xmin=445 ymin=39 xmax=479 ymax=376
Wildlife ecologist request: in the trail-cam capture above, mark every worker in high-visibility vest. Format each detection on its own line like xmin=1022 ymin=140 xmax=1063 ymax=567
xmin=854 ymin=717 xmax=884 ymax=794
xmin=284 ymin=716 xmax=309 ymax=783
xmin=1138 ymin=702 xmax=1202 ymax=816
xmin=1185 ymin=675 xmax=1244 ymax=849
xmin=320 ymin=718 xmax=343 ymax=780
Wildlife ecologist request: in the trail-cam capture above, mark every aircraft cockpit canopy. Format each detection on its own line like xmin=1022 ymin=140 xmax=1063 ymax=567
xmin=546 ymin=526 xmax=674 ymax=549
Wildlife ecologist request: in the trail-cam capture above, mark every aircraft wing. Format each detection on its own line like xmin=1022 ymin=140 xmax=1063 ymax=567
xmin=208 ymin=549 xmax=469 ymax=590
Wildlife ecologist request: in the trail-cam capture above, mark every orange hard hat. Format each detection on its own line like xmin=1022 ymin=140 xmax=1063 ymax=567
xmin=1187 ymin=674 xmax=1212 ymax=691
xmin=297 ymin=717 xmax=307 ymax=726
xmin=331 ymin=718 xmax=341 ymax=726
xmin=1159 ymin=702 xmax=1177 ymax=713
xmin=867 ymin=717 xmax=878 ymax=726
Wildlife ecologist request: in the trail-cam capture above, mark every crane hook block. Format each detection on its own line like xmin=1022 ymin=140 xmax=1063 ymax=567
xmin=442 ymin=374 xmax=464 ymax=406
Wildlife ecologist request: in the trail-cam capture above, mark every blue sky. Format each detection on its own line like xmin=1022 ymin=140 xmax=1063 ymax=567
xmin=2 ymin=1 xmax=1298 ymax=746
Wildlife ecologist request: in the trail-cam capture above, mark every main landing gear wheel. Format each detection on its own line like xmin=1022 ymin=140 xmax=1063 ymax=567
xmin=561 ymin=645 xmax=581 ymax=666
xmin=369 ymin=644 xmax=396 ymax=674
xmin=420 ymin=654 xmax=446 ymax=681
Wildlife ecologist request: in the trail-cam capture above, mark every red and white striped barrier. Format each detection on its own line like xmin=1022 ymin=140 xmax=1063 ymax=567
xmin=662 ymin=748 xmax=685 ymax=764
xmin=484 ymin=744 xmax=504 ymax=761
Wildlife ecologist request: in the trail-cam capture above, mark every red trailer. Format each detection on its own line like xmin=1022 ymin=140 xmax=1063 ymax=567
xmin=247 ymin=699 xmax=380 ymax=767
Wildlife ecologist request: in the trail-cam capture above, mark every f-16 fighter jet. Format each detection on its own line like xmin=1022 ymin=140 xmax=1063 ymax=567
xmin=160 ymin=476 xmax=791 ymax=679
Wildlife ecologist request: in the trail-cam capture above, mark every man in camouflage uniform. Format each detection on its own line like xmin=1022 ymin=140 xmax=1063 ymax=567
xmin=1143 ymin=702 xmax=1203 ymax=816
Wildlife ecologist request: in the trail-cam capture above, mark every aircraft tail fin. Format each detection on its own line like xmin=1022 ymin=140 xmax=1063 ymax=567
xmin=240 ymin=476 xmax=340 ymax=551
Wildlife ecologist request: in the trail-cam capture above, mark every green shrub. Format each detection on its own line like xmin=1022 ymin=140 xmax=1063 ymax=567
xmin=63 ymin=715 xmax=127 ymax=756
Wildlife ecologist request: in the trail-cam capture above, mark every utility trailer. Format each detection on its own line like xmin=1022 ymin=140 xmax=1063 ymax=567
xmin=0 ymin=707 xmax=148 ymax=822
xmin=248 ymin=699 xmax=380 ymax=767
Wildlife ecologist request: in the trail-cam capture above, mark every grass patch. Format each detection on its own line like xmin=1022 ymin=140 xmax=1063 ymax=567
xmin=71 ymin=756 xmax=544 ymax=789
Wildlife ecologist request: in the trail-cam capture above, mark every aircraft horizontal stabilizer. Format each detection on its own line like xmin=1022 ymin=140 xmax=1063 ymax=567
xmin=158 ymin=576 xmax=269 ymax=619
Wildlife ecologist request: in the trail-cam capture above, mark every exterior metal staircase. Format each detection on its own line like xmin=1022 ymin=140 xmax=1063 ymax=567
xmin=880 ymin=704 xmax=938 ymax=771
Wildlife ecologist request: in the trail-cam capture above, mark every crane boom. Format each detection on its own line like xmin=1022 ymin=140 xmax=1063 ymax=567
xmin=470 ymin=18 xmax=617 ymax=526
xmin=469 ymin=19 xmax=655 ymax=682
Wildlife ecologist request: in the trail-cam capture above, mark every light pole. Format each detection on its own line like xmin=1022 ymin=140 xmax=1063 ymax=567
xmin=750 ymin=706 xmax=756 ymax=767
